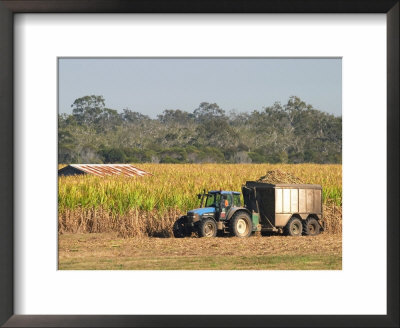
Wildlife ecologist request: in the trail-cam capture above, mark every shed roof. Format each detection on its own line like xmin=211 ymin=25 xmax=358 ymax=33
xmin=59 ymin=164 xmax=151 ymax=177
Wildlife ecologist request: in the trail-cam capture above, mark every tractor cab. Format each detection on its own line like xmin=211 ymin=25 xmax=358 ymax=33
xmin=196 ymin=190 xmax=241 ymax=214
xmin=184 ymin=190 xmax=242 ymax=225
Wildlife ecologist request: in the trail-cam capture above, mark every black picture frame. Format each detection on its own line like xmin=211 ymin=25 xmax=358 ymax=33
xmin=0 ymin=1 xmax=398 ymax=327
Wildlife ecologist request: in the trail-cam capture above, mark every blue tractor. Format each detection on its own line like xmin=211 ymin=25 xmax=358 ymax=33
xmin=173 ymin=189 xmax=260 ymax=238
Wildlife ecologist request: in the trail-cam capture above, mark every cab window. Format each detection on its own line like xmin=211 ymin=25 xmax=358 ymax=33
xmin=233 ymin=194 xmax=241 ymax=207
xmin=205 ymin=193 xmax=221 ymax=207
xmin=222 ymin=194 xmax=233 ymax=209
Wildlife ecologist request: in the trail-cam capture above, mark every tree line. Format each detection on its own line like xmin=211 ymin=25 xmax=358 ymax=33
xmin=58 ymin=95 xmax=342 ymax=164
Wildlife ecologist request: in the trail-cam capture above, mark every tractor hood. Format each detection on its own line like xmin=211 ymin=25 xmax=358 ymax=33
xmin=188 ymin=207 xmax=216 ymax=216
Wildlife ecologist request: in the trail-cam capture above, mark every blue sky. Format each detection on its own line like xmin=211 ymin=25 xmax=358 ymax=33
xmin=58 ymin=58 xmax=341 ymax=118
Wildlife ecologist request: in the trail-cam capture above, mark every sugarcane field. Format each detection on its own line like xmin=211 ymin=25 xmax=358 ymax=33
xmin=58 ymin=164 xmax=342 ymax=270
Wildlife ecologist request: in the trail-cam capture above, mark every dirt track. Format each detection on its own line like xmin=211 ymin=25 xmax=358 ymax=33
xmin=59 ymin=233 xmax=342 ymax=270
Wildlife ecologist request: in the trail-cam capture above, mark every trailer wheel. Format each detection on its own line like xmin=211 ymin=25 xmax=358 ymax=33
xmin=173 ymin=217 xmax=191 ymax=238
xmin=284 ymin=217 xmax=303 ymax=236
xmin=303 ymin=217 xmax=320 ymax=236
xmin=198 ymin=218 xmax=217 ymax=238
xmin=229 ymin=212 xmax=252 ymax=237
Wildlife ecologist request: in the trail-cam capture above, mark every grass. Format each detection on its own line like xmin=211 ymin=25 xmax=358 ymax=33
xmin=58 ymin=232 xmax=342 ymax=270
xmin=59 ymin=254 xmax=341 ymax=270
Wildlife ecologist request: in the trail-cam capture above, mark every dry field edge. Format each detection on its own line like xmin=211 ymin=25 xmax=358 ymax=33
xmin=59 ymin=233 xmax=342 ymax=270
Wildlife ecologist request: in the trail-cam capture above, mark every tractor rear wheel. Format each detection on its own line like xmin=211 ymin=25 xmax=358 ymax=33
xmin=303 ymin=217 xmax=320 ymax=236
xmin=284 ymin=217 xmax=303 ymax=236
xmin=229 ymin=212 xmax=252 ymax=237
xmin=198 ymin=218 xmax=217 ymax=238
xmin=173 ymin=217 xmax=191 ymax=238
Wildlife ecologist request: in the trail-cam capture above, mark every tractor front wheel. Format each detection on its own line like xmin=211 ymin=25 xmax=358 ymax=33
xmin=173 ymin=217 xmax=191 ymax=238
xmin=229 ymin=212 xmax=252 ymax=237
xmin=198 ymin=218 xmax=217 ymax=238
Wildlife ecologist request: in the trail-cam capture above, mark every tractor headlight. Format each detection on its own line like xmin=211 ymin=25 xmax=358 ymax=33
xmin=187 ymin=212 xmax=200 ymax=223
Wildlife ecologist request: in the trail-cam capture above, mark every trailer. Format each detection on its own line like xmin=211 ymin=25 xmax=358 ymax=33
xmin=243 ymin=181 xmax=324 ymax=236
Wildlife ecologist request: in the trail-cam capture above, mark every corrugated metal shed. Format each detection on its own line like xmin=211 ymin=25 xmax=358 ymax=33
xmin=58 ymin=164 xmax=151 ymax=177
